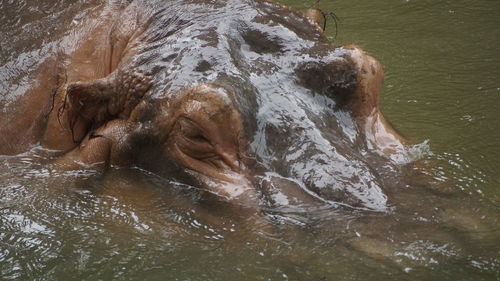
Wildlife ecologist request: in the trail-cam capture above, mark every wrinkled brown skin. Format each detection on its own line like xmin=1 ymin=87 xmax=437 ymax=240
xmin=0 ymin=2 xmax=134 ymax=154
xmin=0 ymin=1 xmax=404 ymax=208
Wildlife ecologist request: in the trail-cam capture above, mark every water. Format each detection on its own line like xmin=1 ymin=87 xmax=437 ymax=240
xmin=1 ymin=0 xmax=499 ymax=280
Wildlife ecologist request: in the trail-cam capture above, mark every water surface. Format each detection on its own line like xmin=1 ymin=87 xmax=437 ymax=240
xmin=1 ymin=0 xmax=499 ymax=280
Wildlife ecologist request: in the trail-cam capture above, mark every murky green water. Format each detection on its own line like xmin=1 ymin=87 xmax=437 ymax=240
xmin=1 ymin=0 xmax=499 ymax=280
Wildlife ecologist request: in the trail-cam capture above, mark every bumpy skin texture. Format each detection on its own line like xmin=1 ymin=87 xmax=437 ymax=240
xmin=0 ymin=0 xmax=405 ymax=210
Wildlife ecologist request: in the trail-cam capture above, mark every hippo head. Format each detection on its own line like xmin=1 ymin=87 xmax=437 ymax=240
xmin=60 ymin=0 xmax=406 ymax=211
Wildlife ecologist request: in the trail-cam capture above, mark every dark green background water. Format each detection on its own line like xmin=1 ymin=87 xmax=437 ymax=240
xmin=0 ymin=0 xmax=499 ymax=280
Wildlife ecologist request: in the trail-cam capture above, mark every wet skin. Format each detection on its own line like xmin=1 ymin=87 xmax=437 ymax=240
xmin=0 ymin=0 xmax=405 ymax=210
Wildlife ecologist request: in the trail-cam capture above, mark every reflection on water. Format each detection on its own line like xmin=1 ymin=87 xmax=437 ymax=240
xmin=1 ymin=0 xmax=499 ymax=280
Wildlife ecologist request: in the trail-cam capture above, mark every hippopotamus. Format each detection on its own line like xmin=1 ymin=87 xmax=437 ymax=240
xmin=0 ymin=0 xmax=406 ymax=211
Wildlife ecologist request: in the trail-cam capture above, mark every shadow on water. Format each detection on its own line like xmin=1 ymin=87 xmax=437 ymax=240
xmin=0 ymin=0 xmax=499 ymax=280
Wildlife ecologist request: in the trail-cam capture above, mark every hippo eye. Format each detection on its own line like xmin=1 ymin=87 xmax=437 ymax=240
xmin=178 ymin=117 xmax=211 ymax=145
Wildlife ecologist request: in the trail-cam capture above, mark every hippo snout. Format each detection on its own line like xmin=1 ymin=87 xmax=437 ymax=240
xmin=343 ymin=46 xmax=385 ymax=120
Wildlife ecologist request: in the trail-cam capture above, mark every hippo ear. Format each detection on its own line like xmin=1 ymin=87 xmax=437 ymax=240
xmin=65 ymin=75 xmax=117 ymax=126
xmin=304 ymin=8 xmax=325 ymax=31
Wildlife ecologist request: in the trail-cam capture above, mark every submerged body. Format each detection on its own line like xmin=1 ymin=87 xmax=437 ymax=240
xmin=0 ymin=0 xmax=406 ymax=210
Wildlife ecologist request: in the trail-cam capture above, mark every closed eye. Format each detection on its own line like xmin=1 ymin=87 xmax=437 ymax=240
xmin=188 ymin=134 xmax=210 ymax=144
xmin=177 ymin=117 xmax=214 ymax=155
xmin=179 ymin=118 xmax=208 ymax=140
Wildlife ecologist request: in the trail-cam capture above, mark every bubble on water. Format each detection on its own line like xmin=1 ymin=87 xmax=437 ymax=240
xmin=390 ymin=139 xmax=432 ymax=165
xmin=460 ymin=115 xmax=473 ymax=122
xmin=389 ymin=240 xmax=463 ymax=271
